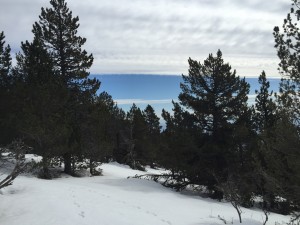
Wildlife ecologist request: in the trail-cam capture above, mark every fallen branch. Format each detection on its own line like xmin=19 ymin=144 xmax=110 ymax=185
xmin=0 ymin=160 xmax=27 ymax=189
xmin=130 ymin=173 xmax=190 ymax=191
xmin=0 ymin=140 xmax=29 ymax=190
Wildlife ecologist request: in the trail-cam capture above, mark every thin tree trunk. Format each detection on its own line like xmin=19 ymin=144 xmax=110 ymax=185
xmin=233 ymin=204 xmax=242 ymax=223
xmin=89 ymin=158 xmax=94 ymax=176
xmin=41 ymin=156 xmax=51 ymax=179
xmin=63 ymin=152 xmax=72 ymax=175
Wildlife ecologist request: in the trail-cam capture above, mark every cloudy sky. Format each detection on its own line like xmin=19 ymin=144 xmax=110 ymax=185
xmin=0 ymin=0 xmax=291 ymax=77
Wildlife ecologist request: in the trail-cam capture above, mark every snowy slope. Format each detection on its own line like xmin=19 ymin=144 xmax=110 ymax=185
xmin=0 ymin=161 xmax=290 ymax=225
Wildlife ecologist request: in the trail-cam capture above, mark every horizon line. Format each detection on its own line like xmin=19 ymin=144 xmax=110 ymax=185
xmin=91 ymin=73 xmax=282 ymax=79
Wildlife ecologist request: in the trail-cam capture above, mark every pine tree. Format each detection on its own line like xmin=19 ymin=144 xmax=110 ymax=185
xmin=0 ymin=31 xmax=14 ymax=145
xmin=158 ymin=102 xmax=203 ymax=191
xmin=32 ymin=0 xmax=96 ymax=86
xmin=179 ymin=50 xmax=249 ymax=143
xmin=142 ymin=105 xmax=161 ymax=167
xmin=266 ymin=0 xmax=300 ymax=218
xmin=179 ymin=50 xmax=250 ymax=180
xmin=273 ymin=0 xmax=300 ymax=125
xmin=31 ymin=0 xmax=100 ymax=174
xmin=0 ymin=31 xmax=11 ymax=82
xmin=112 ymin=106 xmax=128 ymax=164
xmin=125 ymin=104 xmax=147 ymax=169
xmin=143 ymin=105 xmax=161 ymax=135
xmin=257 ymin=115 xmax=300 ymax=215
xmin=80 ymin=92 xmax=115 ymax=175
xmin=13 ymin=37 xmax=69 ymax=178
xmin=254 ymin=71 xmax=277 ymax=132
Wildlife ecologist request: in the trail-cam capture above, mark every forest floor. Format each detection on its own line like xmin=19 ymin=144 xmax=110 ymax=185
xmin=0 ymin=155 xmax=291 ymax=225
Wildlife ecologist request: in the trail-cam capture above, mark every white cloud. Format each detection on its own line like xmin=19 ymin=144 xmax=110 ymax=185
xmin=0 ymin=0 xmax=291 ymax=77
xmin=114 ymin=99 xmax=173 ymax=105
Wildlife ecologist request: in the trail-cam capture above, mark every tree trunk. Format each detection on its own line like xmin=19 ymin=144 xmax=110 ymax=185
xmin=263 ymin=209 xmax=268 ymax=225
xmin=233 ymin=204 xmax=242 ymax=223
xmin=63 ymin=152 xmax=72 ymax=175
xmin=40 ymin=156 xmax=51 ymax=179
xmin=89 ymin=158 xmax=95 ymax=176
xmin=238 ymin=211 xmax=242 ymax=223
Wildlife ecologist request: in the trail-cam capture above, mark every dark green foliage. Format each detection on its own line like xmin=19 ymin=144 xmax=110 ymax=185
xmin=154 ymin=51 xmax=257 ymax=205
xmin=13 ymin=38 xmax=70 ymax=178
xmin=143 ymin=105 xmax=161 ymax=135
xmin=250 ymin=71 xmax=280 ymax=215
xmin=142 ymin=105 xmax=161 ymax=167
xmin=273 ymin=0 xmax=300 ymax=83
xmin=112 ymin=109 xmax=130 ymax=164
xmin=124 ymin=104 xmax=148 ymax=170
xmin=256 ymin=115 xmax=300 ymax=215
xmin=161 ymin=102 xmax=198 ymax=171
xmin=254 ymin=71 xmax=277 ymax=132
xmin=273 ymin=0 xmax=300 ymax=125
xmin=0 ymin=31 xmax=11 ymax=80
xmin=179 ymin=50 xmax=249 ymax=142
xmin=32 ymin=0 xmax=95 ymax=85
xmin=271 ymin=0 xmax=300 ymax=216
xmin=243 ymin=1 xmax=300 ymax=218
xmin=112 ymin=103 xmax=162 ymax=170
xmin=80 ymin=92 xmax=116 ymax=175
xmin=0 ymin=31 xmax=14 ymax=145
xmin=31 ymin=0 xmax=100 ymax=174
xmin=177 ymin=50 xmax=250 ymax=196
xmin=160 ymin=102 xmax=202 ymax=191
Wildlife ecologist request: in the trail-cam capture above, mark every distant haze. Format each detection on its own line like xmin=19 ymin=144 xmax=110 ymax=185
xmin=0 ymin=0 xmax=291 ymax=77
xmin=92 ymin=75 xmax=281 ymax=116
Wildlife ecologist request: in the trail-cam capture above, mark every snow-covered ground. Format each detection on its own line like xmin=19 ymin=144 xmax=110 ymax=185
xmin=0 ymin=159 xmax=291 ymax=225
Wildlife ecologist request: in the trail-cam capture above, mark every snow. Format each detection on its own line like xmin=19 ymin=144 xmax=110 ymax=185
xmin=0 ymin=159 xmax=291 ymax=225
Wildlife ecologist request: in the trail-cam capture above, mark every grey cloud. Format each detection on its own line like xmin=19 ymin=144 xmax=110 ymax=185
xmin=225 ymin=0 xmax=291 ymax=14
xmin=0 ymin=0 xmax=46 ymax=53
xmin=0 ymin=0 xmax=290 ymax=77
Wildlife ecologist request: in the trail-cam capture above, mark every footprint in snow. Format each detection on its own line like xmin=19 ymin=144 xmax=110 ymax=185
xmin=161 ymin=219 xmax=172 ymax=225
xmin=79 ymin=211 xmax=85 ymax=218
xmin=146 ymin=210 xmax=157 ymax=216
xmin=100 ymin=194 xmax=111 ymax=198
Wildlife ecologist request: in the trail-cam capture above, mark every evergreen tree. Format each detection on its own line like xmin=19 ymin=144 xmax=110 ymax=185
xmin=80 ymin=92 xmax=116 ymax=175
xmin=0 ymin=32 xmax=11 ymax=81
xmin=142 ymin=105 xmax=161 ymax=167
xmin=273 ymin=0 xmax=300 ymax=125
xmin=143 ymin=105 xmax=161 ymax=135
xmin=31 ymin=0 xmax=100 ymax=174
xmin=0 ymin=31 xmax=14 ymax=145
xmin=254 ymin=71 xmax=277 ymax=132
xmin=257 ymin=115 xmax=300 ymax=215
xmin=179 ymin=50 xmax=249 ymax=142
xmin=112 ymin=106 xmax=129 ymax=164
xmin=179 ymin=50 xmax=250 ymax=188
xmin=252 ymin=71 xmax=278 ymax=209
xmin=161 ymin=102 xmax=200 ymax=186
xmin=263 ymin=0 xmax=300 ymax=218
xmin=13 ymin=37 xmax=69 ymax=178
xmin=115 ymin=104 xmax=161 ymax=170
xmin=125 ymin=104 xmax=147 ymax=169
xmin=156 ymin=52 xmax=253 ymax=198
xmin=32 ymin=0 xmax=96 ymax=86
